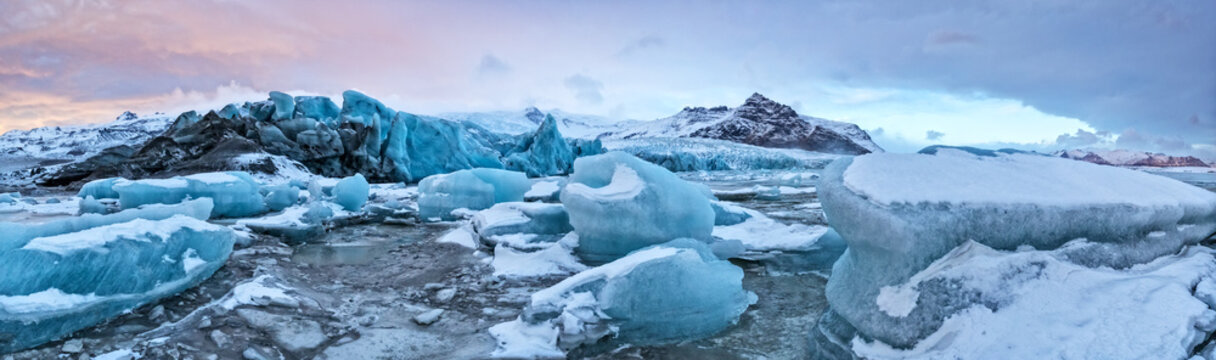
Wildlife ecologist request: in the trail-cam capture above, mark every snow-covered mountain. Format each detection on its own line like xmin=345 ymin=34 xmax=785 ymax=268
xmin=440 ymin=107 xmax=636 ymax=139
xmin=0 ymin=112 xmax=171 ymax=162
xmin=446 ymin=93 xmax=883 ymax=155
xmin=602 ymin=93 xmax=882 ymax=155
xmin=1054 ymin=149 xmax=1209 ymax=167
xmin=0 ymin=112 xmax=172 ymax=187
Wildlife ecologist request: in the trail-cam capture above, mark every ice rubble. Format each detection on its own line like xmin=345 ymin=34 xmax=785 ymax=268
xmin=489 ymin=239 xmax=755 ymax=358
xmin=112 ymin=172 xmax=267 ymax=218
xmin=418 ymin=169 xmax=531 ymax=221
xmin=813 ymin=150 xmax=1216 ymax=357
xmin=560 ymin=152 xmax=715 ymax=263
xmin=0 ymin=215 xmax=235 ymax=353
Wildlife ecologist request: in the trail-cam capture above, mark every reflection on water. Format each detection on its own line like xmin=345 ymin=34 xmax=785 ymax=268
xmin=290 ymin=222 xmax=455 ymax=265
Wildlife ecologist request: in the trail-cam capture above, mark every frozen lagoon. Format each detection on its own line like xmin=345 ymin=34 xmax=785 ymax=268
xmin=1 ymin=161 xmax=1213 ymax=359
xmin=0 ymin=168 xmax=840 ymax=359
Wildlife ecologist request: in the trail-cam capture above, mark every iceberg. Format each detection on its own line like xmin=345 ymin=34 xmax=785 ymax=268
xmin=237 ymin=205 xmax=324 ymax=244
xmin=472 ymin=202 xmax=573 ymax=248
xmin=503 ymin=114 xmax=575 ymax=177
xmin=113 ymin=172 xmax=267 ymax=218
xmin=0 ymin=215 xmax=234 ymax=353
xmin=710 ymin=201 xmax=844 ymax=273
xmin=490 ymin=234 xmax=587 ymax=278
xmin=78 ymin=178 xmax=121 ymax=199
xmin=78 ymin=195 xmax=107 ymax=215
xmin=418 ymin=169 xmax=531 ymax=221
xmin=489 ymin=239 xmax=755 ymax=357
xmin=332 ymin=173 xmax=369 ymax=211
xmin=813 ymin=150 xmax=1216 ymax=356
xmin=262 ymin=184 xmax=301 ymax=212
xmin=2 ymin=198 xmax=214 ymax=251
xmin=560 ymin=152 xmax=715 ymax=263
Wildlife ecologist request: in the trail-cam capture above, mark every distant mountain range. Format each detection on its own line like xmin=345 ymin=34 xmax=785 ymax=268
xmin=1053 ymin=149 xmax=1210 ymax=167
xmin=449 ymin=93 xmax=883 ymax=155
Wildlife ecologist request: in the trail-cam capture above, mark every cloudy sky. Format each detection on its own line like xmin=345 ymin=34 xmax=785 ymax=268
xmin=1 ymin=0 xmax=1213 ymax=159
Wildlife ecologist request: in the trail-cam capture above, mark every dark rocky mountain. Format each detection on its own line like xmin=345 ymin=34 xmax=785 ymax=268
xmin=605 ymin=93 xmax=882 ymax=155
xmin=1054 ymin=149 xmax=1209 ymax=167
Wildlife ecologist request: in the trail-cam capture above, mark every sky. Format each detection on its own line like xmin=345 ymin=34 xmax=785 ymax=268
xmin=0 ymin=0 xmax=1213 ymax=160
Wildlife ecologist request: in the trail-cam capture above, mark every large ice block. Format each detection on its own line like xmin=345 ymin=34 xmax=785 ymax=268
xmin=0 ymin=215 xmax=235 ymax=353
xmin=472 ymin=202 xmax=573 ymax=248
xmin=560 ymin=152 xmax=715 ymax=263
xmin=112 ymin=172 xmax=266 ymax=218
xmin=489 ymin=239 xmax=755 ymax=357
xmin=814 ymin=150 xmax=1216 ymax=354
xmin=417 ymin=169 xmax=531 ymax=221
xmin=2 ymin=198 xmax=214 ymax=251
xmin=503 ymin=114 xmax=575 ymax=177
xmin=332 ymin=173 xmax=369 ymax=211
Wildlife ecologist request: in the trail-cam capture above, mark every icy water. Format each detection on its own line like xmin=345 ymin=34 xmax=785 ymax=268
xmin=1146 ymin=170 xmax=1216 ymax=192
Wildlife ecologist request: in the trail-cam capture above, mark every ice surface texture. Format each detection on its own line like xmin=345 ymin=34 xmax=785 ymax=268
xmin=417 ymin=169 xmax=531 ymax=221
xmin=561 ymin=152 xmax=715 ymax=263
xmin=489 ymin=239 xmax=755 ymax=357
xmin=851 ymin=241 xmax=1216 ymax=360
xmin=814 ymin=151 xmax=1216 ymax=354
xmin=113 ymin=172 xmax=266 ymax=218
xmin=0 ymin=215 xmax=234 ymax=353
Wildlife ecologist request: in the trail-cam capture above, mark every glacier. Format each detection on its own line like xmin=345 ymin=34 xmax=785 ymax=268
xmin=0 ymin=215 xmax=235 ymax=353
xmin=418 ymin=168 xmax=532 ymax=221
xmin=489 ymin=239 xmax=755 ymax=358
xmin=112 ymin=172 xmax=267 ymax=218
xmin=603 ymin=138 xmax=836 ymax=172
xmin=41 ymin=90 xmax=605 ymax=187
xmin=812 ymin=149 xmax=1216 ymax=357
xmin=560 ymin=152 xmax=715 ymax=263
